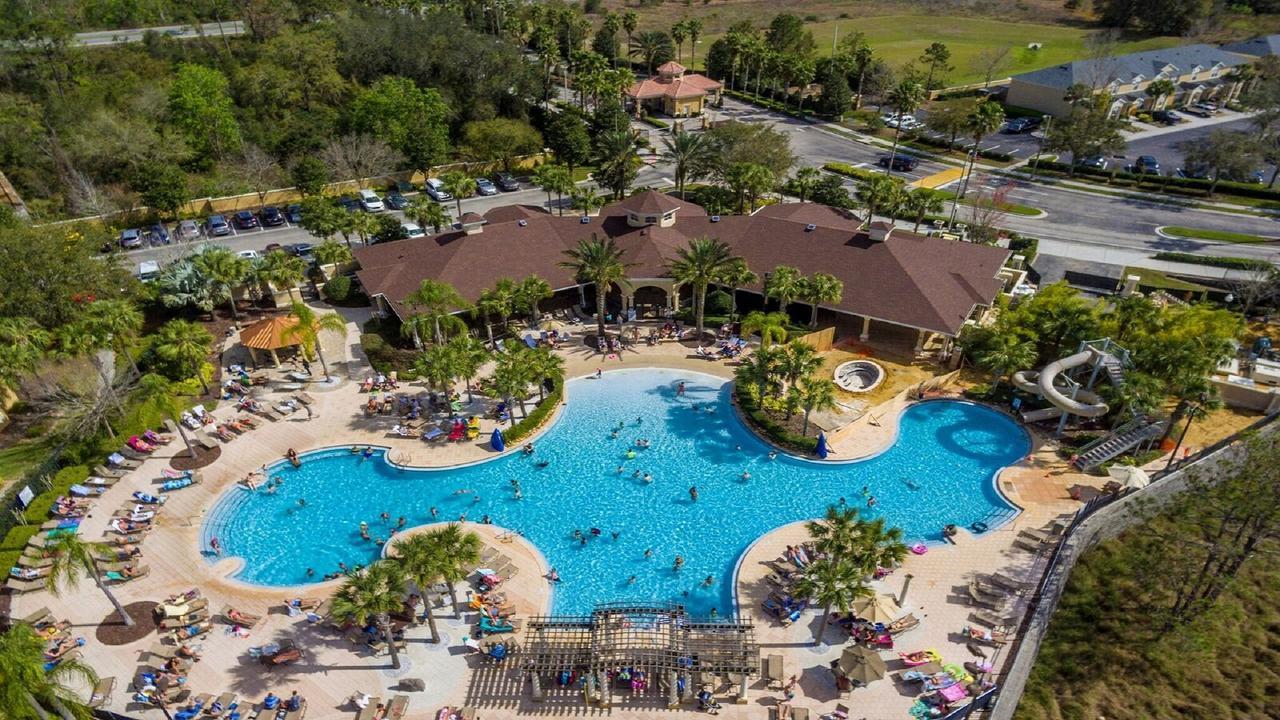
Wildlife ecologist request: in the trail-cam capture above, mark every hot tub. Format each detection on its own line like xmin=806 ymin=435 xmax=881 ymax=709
xmin=834 ymin=360 xmax=885 ymax=393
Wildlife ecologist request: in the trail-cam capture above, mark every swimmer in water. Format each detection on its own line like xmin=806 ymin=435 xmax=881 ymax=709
xmin=380 ymin=511 xmax=390 ymax=522
xmin=611 ymin=531 xmax=620 ymax=541
xmin=867 ymin=496 xmax=877 ymax=508
xmin=297 ymin=498 xmax=306 ymax=507
xmin=768 ymin=451 xmax=778 ymax=461
xmin=741 ymin=470 xmax=751 ymax=481
xmin=689 ymin=486 xmax=698 ymax=502
xmin=673 ymin=555 xmax=685 ymax=571
xmin=633 ymin=469 xmax=642 ymax=478
xmin=611 ymin=430 xmax=619 ymax=439
xmin=306 ymin=567 xmax=314 ymax=577
xmin=429 ymin=507 xmax=439 ymax=519
xmin=616 ymin=465 xmax=625 ymax=474
xmin=397 ymin=516 xmax=406 ymax=529
xmin=703 ymin=575 xmax=715 ymax=587
xmin=628 ymin=575 xmax=637 ymax=584
xmin=643 ymin=473 xmax=653 ymax=483
xmin=644 ymin=548 xmax=654 ymax=558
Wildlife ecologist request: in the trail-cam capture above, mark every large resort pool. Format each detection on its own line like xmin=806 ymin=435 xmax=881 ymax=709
xmin=203 ymin=369 xmax=1028 ymax=615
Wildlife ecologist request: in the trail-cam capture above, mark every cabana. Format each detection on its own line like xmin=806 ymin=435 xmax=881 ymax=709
xmin=239 ymin=316 xmax=303 ymax=368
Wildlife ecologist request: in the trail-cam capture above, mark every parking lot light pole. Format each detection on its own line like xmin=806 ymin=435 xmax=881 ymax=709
xmin=1031 ymin=115 xmax=1052 ymax=176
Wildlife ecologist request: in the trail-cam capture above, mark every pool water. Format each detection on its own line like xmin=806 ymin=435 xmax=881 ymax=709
xmin=203 ymin=369 xmax=1028 ymax=615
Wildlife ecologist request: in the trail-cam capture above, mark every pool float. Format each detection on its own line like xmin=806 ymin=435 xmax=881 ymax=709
xmin=910 ymin=542 xmax=928 ymax=555
xmin=625 ymin=450 xmax=636 ymax=459
xmin=899 ymin=649 xmax=941 ymax=666
xmin=969 ymin=521 xmax=989 ymax=533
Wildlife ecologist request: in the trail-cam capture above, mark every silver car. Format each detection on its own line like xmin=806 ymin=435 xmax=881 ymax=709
xmin=176 ymin=219 xmax=201 ymax=240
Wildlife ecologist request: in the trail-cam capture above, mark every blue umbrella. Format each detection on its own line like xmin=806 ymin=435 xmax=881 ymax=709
xmin=490 ymin=428 xmax=505 ymax=452
xmin=815 ymin=432 xmax=829 ymax=459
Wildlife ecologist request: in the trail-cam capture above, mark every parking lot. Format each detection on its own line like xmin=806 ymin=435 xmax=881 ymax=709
xmin=1120 ymin=115 xmax=1263 ymax=177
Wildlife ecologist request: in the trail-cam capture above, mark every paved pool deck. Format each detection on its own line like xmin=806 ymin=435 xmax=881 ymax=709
xmin=5 ymin=311 xmax=1138 ymax=720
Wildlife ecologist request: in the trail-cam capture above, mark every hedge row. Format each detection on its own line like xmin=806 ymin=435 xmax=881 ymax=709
xmin=1034 ymin=160 xmax=1280 ymax=201
xmin=504 ymin=385 xmax=564 ymax=444
xmin=823 ymin=162 xmax=876 ymax=181
xmin=734 ymin=385 xmax=819 ymax=454
xmin=639 ymin=116 xmax=669 ymax=129
xmin=722 ymin=90 xmax=811 ymax=120
xmin=1008 ymin=234 xmax=1039 ymax=264
xmin=1152 ymin=252 xmax=1273 ymax=271
xmin=0 ymin=464 xmax=92 ymax=572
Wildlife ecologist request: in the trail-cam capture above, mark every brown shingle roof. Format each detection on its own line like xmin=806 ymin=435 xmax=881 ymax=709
xmin=609 ymin=190 xmax=688 ymax=216
xmin=354 ymin=197 xmax=1009 ymax=336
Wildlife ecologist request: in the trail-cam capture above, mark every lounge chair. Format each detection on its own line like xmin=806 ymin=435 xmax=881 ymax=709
xmin=421 ymin=425 xmax=445 ymax=442
xmin=356 ymin=699 xmax=383 ymax=720
xmin=220 ymin=605 xmax=264 ymax=628
xmin=763 ymin=653 xmax=785 ymax=688
xmin=88 ymin=676 xmax=115 ymax=708
xmin=147 ymin=642 xmax=178 ymax=660
xmin=989 ymin=572 xmax=1031 ymax=594
xmin=1013 ymin=537 xmax=1045 ymax=554
xmin=170 ymin=620 xmax=211 ymax=643
xmin=20 ymin=606 xmax=52 ymax=626
xmin=94 ymin=465 xmax=129 ymax=478
xmin=6 ymin=577 xmax=45 ymax=593
xmin=295 ymin=392 xmax=315 ymax=405
xmin=86 ymin=475 xmax=119 ymax=487
xmin=95 ymin=559 xmax=139 ymax=574
xmin=192 ymin=431 xmax=220 ymax=450
xmin=886 ymin=613 xmax=920 ymax=635
xmin=104 ymin=565 xmax=149 ymax=584
xmin=108 ymin=452 xmax=143 ymax=468
xmin=1018 ymin=527 xmax=1052 ymax=544
xmin=969 ymin=609 xmax=1017 ymax=629
xmin=208 ymin=692 xmax=237 ymax=716
xmin=387 ymin=696 xmax=408 ymax=720
xmin=158 ymin=611 xmax=210 ymax=629
xmin=967 ymin=580 xmax=1007 ymax=610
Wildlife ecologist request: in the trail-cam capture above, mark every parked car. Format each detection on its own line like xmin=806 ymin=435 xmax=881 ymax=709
xmin=338 ymin=196 xmax=361 ymax=213
xmin=1076 ymin=155 xmax=1108 ymax=171
xmin=176 ymin=219 xmax=201 ymax=240
xmin=207 ymin=214 xmax=232 ymax=236
xmin=425 ymin=178 xmax=452 ymax=202
xmin=384 ymin=191 xmax=409 ymax=210
xmin=285 ymin=204 xmax=303 ymax=224
xmin=234 ymin=210 xmax=260 ymax=229
xmin=1151 ymin=110 xmax=1183 ymax=125
xmin=402 ymin=222 xmax=426 ymax=238
xmin=1003 ymin=117 xmax=1041 ymax=134
xmin=1176 ymin=165 xmax=1209 ymax=180
xmin=359 ymin=189 xmax=385 ymax=212
xmin=260 ymin=206 xmax=285 ymax=226
xmin=877 ymin=154 xmax=919 ymax=171
xmin=119 ymin=228 xmax=143 ymax=249
xmin=137 ymin=260 xmax=160 ymax=282
xmin=475 ymin=178 xmax=498 ymax=196
xmin=493 ymin=172 xmax=519 ymax=192
xmin=146 ymin=223 xmax=170 ymax=245
xmin=1134 ymin=155 xmax=1161 ymax=175
xmin=1184 ymin=103 xmax=1218 ymax=118
xmin=236 ymin=249 xmax=260 ymax=260
xmin=284 ymin=242 xmax=314 ymax=257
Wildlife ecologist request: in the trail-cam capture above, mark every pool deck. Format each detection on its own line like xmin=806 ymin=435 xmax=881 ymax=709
xmin=6 ymin=315 xmax=1150 ymax=720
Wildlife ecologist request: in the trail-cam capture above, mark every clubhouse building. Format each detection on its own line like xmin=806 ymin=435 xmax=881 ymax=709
xmin=353 ymin=192 xmax=1017 ymax=354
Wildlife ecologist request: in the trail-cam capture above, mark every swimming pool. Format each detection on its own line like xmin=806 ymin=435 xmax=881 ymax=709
xmin=203 ymin=368 xmax=1028 ymax=615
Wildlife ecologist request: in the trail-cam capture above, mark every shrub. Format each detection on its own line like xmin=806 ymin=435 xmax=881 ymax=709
xmin=1008 ymin=233 xmax=1039 ymax=264
xmin=706 ymin=290 xmax=732 ymax=316
xmin=1151 ymin=252 xmax=1272 ymax=271
xmin=823 ymin=162 xmax=874 ymax=180
xmin=640 ymin=116 xmax=669 ymax=129
xmin=1033 ymin=160 xmax=1280 ymax=202
xmin=734 ymin=385 xmax=818 ymax=454
xmin=505 ymin=385 xmax=564 ymax=444
xmin=324 ymin=275 xmax=352 ymax=302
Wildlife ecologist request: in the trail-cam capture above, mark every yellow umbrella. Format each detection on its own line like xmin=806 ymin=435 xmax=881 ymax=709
xmin=852 ymin=594 xmax=902 ymax=624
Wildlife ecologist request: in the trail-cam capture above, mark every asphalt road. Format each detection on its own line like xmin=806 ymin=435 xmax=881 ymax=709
xmin=73 ymin=21 xmax=245 ymax=46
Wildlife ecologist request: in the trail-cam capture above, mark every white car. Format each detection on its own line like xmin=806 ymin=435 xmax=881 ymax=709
xmin=424 ymin=178 xmax=452 ymax=202
xmin=402 ymin=223 xmax=425 ymax=238
xmin=236 ymin=249 xmax=261 ymax=260
xmin=359 ymin=189 xmax=385 ymax=212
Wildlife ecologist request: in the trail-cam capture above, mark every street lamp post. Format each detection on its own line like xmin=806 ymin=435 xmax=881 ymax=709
xmin=1030 ymin=114 xmax=1052 ymax=176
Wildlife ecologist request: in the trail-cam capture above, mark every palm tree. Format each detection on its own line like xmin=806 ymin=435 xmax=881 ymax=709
xmin=805 ymin=505 xmax=862 ymax=556
xmin=440 ymin=171 xmax=476 ymax=218
xmin=794 ymin=557 xmax=872 ymax=645
xmin=56 ymin=323 xmax=127 ymax=418
xmin=764 ymin=265 xmax=803 ymax=314
xmin=856 ymin=174 xmax=904 ymax=227
xmin=390 ymin=534 xmax=444 ymax=643
xmin=882 ymin=79 xmax=926 ymax=176
xmin=851 ymin=516 xmax=909 ymax=574
xmin=670 ymin=20 xmax=687 ymax=64
xmin=415 ymin=343 xmax=458 ymax=394
xmin=45 ymin=534 xmax=135 ymax=626
xmin=527 ymin=346 xmax=565 ymax=402
xmin=559 ymin=234 xmax=633 ymax=342
xmin=715 ymin=259 xmax=757 ymax=320
xmin=789 ymin=167 xmax=821 ymax=202
xmin=570 ymin=185 xmax=606 ymax=217
xmin=0 ymin=317 xmax=52 ymax=390
xmin=533 ymin=163 xmax=574 ymax=216
xmin=662 ymin=131 xmax=713 ymax=199
xmin=430 ymin=523 xmax=482 ymax=618
xmin=797 ymin=272 xmax=843 ymax=328
xmin=517 ymin=275 xmax=554 ymax=324
xmin=312 ymin=240 xmax=353 ymax=270
xmin=284 ymin=302 xmax=348 ymax=381
xmin=735 ymin=344 xmax=781 ymax=398
xmin=593 ymin=129 xmax=641 ymax=200
xmin=740 ymin=311 xmax=789 ymax=348
xmin=974 ymin=332 xmax=1036 ymax=390
xmin=0 ymin=623 xmax=96 ymax=720
xmin=476 ymin=278 xmax=521 ymax=335
xmin=406 ymin=196 xmax=452 ymax=234
xmin=901 ymin=188 xmax=947 ymax=232
xmin=630 ymin=30 xmax=674 ymax=73
xmin=260 ymin=251 xmax=308 ymax=304
xmin=621 ymin=11 xmax=638 ymax=64
xmin=491 ymin=354 xmax=532 ymax=424
xmin=78 ymin=299 xmax=144 ymax=379
xmin=686 ymin=18 xmax=703 ymax=68
xmin=447 ymin=335 xmax=489 ymax=402
xmin=668 ymin=237 xmax=738 ymax=346
xmin=331 ymin=562 xmax=407 ymax=669
xmin=191 ymin=245 xmax=251 ymax=323
xmin=349 ymin=212 xmax=379 ymax=246
xmin=796 ymin=377 xmax=836 ymax=435
xmin=778 ymin=340 xmax=822 ymax=390
xmin=724 ymin=163 xmax=774 ymax=214
xmin=956 ymin=100 xmax=1006 ymax=201
xmin=153 ymin=320 xmax=214 ymax=394
xmin=402 ymin=280 xmax=470 ymax=346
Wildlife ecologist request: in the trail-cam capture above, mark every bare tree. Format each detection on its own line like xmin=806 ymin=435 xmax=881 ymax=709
xmin=65 ymin=168 xmax=119 ymax=220
xmin=971 ymin=46 xmax=1012 ymax=89
xmin=1228 ymin=268 xmax=1280 ymax=316
xmin=1082 ymin=29 xmax=1122 ymax=92
xmin=239 ymin=143 xmax=283 ymax=207
xmin=964 ymin=185 xmax=1010 ymax=246
xmin=321 ymin=134 xmax=403 ymax=189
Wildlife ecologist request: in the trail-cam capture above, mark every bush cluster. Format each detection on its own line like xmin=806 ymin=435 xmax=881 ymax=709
xmin=1152 ymin=252 xmax=1273 ymax=271
xmin=503 ymin=386 xmax=564 ymax=444
xmin=734 ymin=385 xmax=818 ymax=453
xmin=1033 ymin=160 xmax=1280 ymax=201
xmin=0 ymin=464 xmax=92 ymax=571
xmin=722 ymin=90 xmax=810 ymax=120
xmin=323 ymin=275 xmax=352 ymax=302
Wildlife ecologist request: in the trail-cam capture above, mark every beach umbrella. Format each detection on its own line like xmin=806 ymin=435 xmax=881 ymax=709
xmin=1107 ymin=464 xmax=1150 ymax=491
xmin=835 ymin=645 xmax=887 ymax=685
xmin=490 ymin=428 xmax=505 ymax=452
xmin=852 ymin=594 xmax=902 ymax=624
xmin=815 ymin=432 xmax=829 ymax=459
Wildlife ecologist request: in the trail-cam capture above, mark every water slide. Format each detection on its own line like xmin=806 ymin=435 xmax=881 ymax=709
xmin=1011 ymin=350 xmax=1110 ymax=418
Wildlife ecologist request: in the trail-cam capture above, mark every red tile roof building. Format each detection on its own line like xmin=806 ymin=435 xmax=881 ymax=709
xmin=625 ymin=62 xmax=723 ymax=117
xmin=353 ymin=192 xmax=1011 ymax=342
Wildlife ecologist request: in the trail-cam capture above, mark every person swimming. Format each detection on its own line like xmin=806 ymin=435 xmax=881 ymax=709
xmin=625 ymin=450 xmax=636 ymax=459
xmin=689 ymin=486 xmax=698 ymax=502
xmin=768 ymin=451 xmax=778 ymax=461
xmin=867 ymin=495 xmax=877 ymax=508
xmin=644 ymin=548 xmax=654 ymax=559
xmin=361 ymin=447 xmax=374 ymax=460
xmin=627 ymin=575 xmax=637 ymax=584
xmin=380 ymin=511 xmax=390 ymax=522
xmin=297 ymin=498 xmax=306 ymax=507
xmin=741 ymin=470 xmax=751 ymax=481
xmin=396 ymin=516 xmax=406 ymax=529
xmin=611 ymin=430 xmax=619 ymax=439
xmin=430 ymin=507 xmax=439 ymax=519
xmin=523 ymin=443 xmax=534 ymax=455
xmin=616 ymin=465 xmax=625 ymax=474
xmin=673 ymin=555 xmax=685 ymax=572
xmin=633 ymin=469 xmax=642 ymax=478
xmin=534 ymin=460 xmax=549 ymax=468
xmin=643 ymin=473 xmax=653 ymax=483
xmin=305 ymin=567 xmax=315 ymax=577
xmin=703 ymin=575 xmax=715 ymax=587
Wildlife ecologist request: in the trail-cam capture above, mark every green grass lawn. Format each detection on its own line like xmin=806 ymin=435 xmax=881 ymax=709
xmin=0 ymin=440 xmax=50 ymax=486
xmin=1162 ymin=226 xmax=1276 ymax=244
xmin=1122 ymin=267 xmax=1212 ymax=294
xmin=681 ymin=14 xmax=1181 ymax=86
